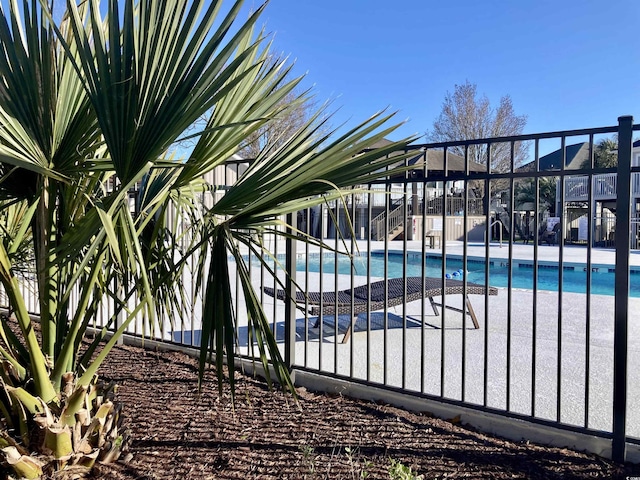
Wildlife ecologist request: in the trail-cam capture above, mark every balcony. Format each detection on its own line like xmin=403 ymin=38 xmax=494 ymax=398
xmin=562 ymin=172 xmax=640 ymax=202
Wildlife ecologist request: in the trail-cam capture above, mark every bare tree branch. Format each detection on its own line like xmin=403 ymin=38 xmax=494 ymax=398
xmin=427 ymin=81 xmax=528 ymax=172
xmin=239 ymin=56 xmax=330 ymax=159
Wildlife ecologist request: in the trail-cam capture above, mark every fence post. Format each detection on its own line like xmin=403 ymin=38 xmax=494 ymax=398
xmin=612 ymin=115 xmax=633 ymax=462
xmin=284 ymin=213 xmax=297 ymax=374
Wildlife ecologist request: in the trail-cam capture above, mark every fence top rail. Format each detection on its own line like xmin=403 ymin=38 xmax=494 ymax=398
xmin=410 ymin=125 xmax=626 ymax=151
xmin=224 ymin=122 xmax=638 ymax=168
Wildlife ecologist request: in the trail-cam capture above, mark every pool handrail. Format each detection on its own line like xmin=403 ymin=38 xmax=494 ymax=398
xmin=485 ymin=220 xmax=504 ymax=248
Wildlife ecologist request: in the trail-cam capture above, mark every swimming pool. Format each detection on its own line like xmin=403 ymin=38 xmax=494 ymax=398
xmin=296 ymin=251 xmax=639 ymax=298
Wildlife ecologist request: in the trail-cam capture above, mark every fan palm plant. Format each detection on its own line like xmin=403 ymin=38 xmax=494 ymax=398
xmin=0 ymin=0 xmax=416 ymax=477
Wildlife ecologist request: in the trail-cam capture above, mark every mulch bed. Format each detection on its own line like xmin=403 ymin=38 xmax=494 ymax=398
xmin=92 ymin=343 xmax=640 ymax=479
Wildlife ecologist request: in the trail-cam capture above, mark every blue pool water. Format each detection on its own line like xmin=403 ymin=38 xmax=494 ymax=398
xmin=297 ymin=252 xmax=640 ymax=298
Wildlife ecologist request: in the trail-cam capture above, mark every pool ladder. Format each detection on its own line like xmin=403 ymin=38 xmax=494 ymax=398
xmin=485 ymin=220 xmax=504 ymax=248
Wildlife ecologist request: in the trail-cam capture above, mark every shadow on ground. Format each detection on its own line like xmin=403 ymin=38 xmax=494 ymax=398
xmin=174 ymin=311 xmax=473 ymax=346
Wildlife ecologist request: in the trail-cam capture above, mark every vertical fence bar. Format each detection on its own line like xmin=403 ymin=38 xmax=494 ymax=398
xmin=402 ymin=154 xmax=409 ymax=390
xmin=259 ymin=230 xmax=266 ymax=352
xmin=334 ymin=201 xmax=339 ymax=366
xmin=115 ymin=280 xmax=124 ymax=345
xmin=304 ymin=207 xmax=311 ymax=368
xmin=553 ymin=136 xmax=566 ymax=423
xmin=461 ymin=145 xmax=469 ymax=402
xmin=612 ymin=115 xmax=633 ymax=462
xmin=234 ymin=164 xmax=241 ymax=350
xmin=506 ymin=142 xmax=515 ymax=412
xmin=113 ymin=176 xmax=123 ymax=344
xmin=532 ymin=139 xmax=540 ymax=417
xmin=440 ymin=149 xmax=448 ymax=398
xmin=284 ymin=212 xmax=297 ymax=370
xmin=366 ymin=187 xmax=373 ymax=382
xmin=350 ymin=192 xmax=356 ymax=378
xmin=318 ymin=204 xmax=324 ymax=371
xmin=585 ymin=134 xmax=595 ymax=428
xmin=483 ymin=143 xmax=492 ymax=407
xmin=420 ymin=150 xmax=428 ymax=394
xmin=272 ymin=229 xmax=278 ymax=337
xmin=383 ymin=181 xmax=390 ymax=386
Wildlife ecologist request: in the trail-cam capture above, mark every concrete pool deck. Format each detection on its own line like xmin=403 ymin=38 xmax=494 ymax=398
xmin=233 ymin=240 xmax=640 ymax=442
xmin=162 ymin=239 xmax=639 ymax=451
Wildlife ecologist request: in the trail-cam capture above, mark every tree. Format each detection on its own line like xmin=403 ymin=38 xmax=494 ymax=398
xmin=427 ymin=81 xmax=528 ymax=173
xmin=239 ymin=82 xmax=328 ymax=159
xmin=580 ymin=137 xmax=618 ymax=169
xmin=0 ymin=1 xmax=416 ymax=478
xmin=515 ymin=177 xmax=558 ymax=216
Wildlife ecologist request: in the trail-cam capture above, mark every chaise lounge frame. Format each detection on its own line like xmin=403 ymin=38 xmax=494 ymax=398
xmin=264 ymin=276 xmax=498 ymax=343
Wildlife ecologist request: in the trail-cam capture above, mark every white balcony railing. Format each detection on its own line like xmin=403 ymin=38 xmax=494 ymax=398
xmin=562 ymin=172 xmax=640 ymax=202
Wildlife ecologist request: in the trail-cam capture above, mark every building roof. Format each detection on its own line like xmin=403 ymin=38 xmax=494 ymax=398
xmin=519 ymin=142 xmax=590 ymax=171
xmin=412 ymin=149 xmax=486 ymax=173
xmin=367 ymin=138 xmax=395 ymax=150
xmin=381 ymin=146 xmax=486 ymax=179
xmin=367 ymin=139 xmax=487 ymax=181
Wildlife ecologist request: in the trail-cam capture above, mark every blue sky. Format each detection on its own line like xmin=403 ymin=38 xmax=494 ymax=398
xmin=243 ymin=0 xmax=640 ymax=142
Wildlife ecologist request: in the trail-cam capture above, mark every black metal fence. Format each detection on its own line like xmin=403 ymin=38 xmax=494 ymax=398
xmin=3 ymin=117 xmax=638 ymax=462
xmin=266 ymin=116 xmax=638 ymax=463
xmin=422 ymin=197 xmax=485 ymax=216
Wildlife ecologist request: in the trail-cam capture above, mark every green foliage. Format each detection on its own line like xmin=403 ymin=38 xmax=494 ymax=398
xmin=299 ymin=444 xmax=317 ymax=474
xmin=0 ymin=0 xmax=416 ymax=477
xmin=345 ymin=446 xmax=373 ymax=479
xmin=580 ymin=137 xmax=618 ymax=169
xmin=388 ymin=458 xmax=424 ymax=480
xmin=515 ymin=177 xmax=557 ymax=215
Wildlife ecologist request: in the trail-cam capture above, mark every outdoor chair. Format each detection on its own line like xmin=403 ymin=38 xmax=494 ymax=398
xmin=264 ymin=276 xmax=498 ymax=343
xmin=539 ymin=223 xmax=561 ymax=245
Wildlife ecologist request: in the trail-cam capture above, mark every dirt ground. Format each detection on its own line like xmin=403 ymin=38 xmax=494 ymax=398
xmin=91 ymin=344 xmax=640 ymax=479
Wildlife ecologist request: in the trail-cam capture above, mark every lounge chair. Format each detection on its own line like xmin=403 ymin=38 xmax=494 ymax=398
xmin=539 ymin=222 xmax=561 ymax=245
xmin=264 ymin=276 xmax=498 ymax=343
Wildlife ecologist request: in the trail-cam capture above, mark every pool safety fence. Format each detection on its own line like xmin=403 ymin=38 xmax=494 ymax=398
xmin=2 ymin=117 xmax=640 ymax=462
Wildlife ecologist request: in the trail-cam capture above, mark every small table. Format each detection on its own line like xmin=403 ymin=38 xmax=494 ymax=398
xmin=425 ymin=231 xmax=441 ymax=249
